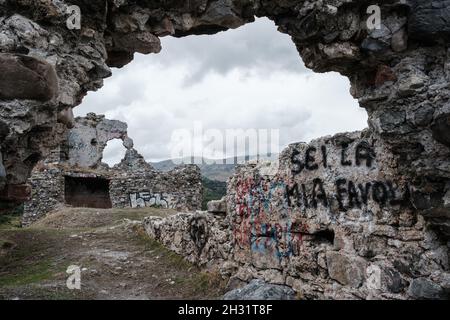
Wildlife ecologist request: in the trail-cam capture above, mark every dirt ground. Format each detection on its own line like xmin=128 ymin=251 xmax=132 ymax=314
xmin=0 ymin=207 xmax=227 ymax=300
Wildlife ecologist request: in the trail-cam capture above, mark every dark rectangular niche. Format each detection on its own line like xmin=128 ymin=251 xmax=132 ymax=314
xmin=64 ymin=176 xmax=112 ymax=209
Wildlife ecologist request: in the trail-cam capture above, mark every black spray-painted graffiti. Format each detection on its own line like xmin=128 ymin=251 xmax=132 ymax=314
xmin=129 ymin=191 xmax=171 ymax=208
xmin=287 ymin=141 xmax=410 ymax=211
xmin=291 ymin=141 xmax=376 ymax=174
xmin=189 ymin=216 xmax=209 ymax=256
xmin=286 ymin=179 xmax=411 ymax=211
xmin=232 ymin=141 xmax=410 ymax=260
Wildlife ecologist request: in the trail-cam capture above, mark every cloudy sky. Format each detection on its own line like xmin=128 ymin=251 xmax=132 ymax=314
xmin=75 ymin=18 xmax=368 ymax=166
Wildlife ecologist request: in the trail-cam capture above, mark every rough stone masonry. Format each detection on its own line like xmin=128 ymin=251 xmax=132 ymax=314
xmin=145 ymin=130 xmax=448 ymax=300
xmin=0 ymin=0 xmax=448 ymax=299
xmin=23 ymin=113 xmax=202 ymax=225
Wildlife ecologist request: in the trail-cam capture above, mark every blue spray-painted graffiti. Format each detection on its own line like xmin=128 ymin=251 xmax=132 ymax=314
xmin=234 ymin=177 xmax=305 ymax=260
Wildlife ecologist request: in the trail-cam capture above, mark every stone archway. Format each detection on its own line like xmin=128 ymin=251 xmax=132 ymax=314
xmin=0 ymin=0 xmax=448 ymax=246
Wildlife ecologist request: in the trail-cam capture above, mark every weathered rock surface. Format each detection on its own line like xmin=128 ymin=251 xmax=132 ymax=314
xmin=0 ymin=0 xmax=448 ymax=214
xmin=0 ymin=53 xmax=58 ymax=101
xmin=207 ymin=197 xmax=227 ymax=214
xmin=223 ymin=279 xmax=296 ymax=300
xmin=144 ymin=212 xmax=231 ymax=266
xmin=326 ymin=251 xmax=368 ymax=288
xmin=408 ymin=1 xmax=450 ymax=41
xmin=0 ymin=0 xmax=449 ymax=301
xmin=66 ymin=113 xmax=132 ymax=168
xmin=408 ymin=277 xmax=446 ymax=300
xmin=144 ymin=130 xmax=449 ymax=300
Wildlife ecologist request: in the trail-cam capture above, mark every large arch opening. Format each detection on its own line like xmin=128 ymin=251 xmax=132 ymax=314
xmin=102 ymin=138 xmax=128 ymax=168
xmin=75 ymin=18 xmax=368 ymax=176
xmin=1 ymin=1 xmax=448 ymax=301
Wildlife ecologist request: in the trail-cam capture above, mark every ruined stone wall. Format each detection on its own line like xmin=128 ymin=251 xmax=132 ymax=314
xmin=0 ymin=0 xmax=448 ymax=300
xmin=110 ymin=165 xmax=203 ymax=211
xmin=23 ymin=164 xmax=64 ymax=226
xmin=67 ymin=113 xmax=134 ymax=168
xmin=145 ymin=212 xmax=232 ymax=268
xmin=144 ymin=131 xmax=449 ymax=300
xmin=225 ymin=131 xmax=449 ymax=300
xmin=23 ymin=114 xmax=203 ymax=225
xmin=24 ymin=162 xmax=203 ymax=225
xmin=1 ymin=1 xmax=449 ymax=219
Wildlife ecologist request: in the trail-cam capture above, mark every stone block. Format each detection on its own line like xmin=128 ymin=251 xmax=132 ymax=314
xmin=326 ymin=251 xmax=368 ymax=288
xmin=431 ymin=113 xmax=450 ymax=147
xmin=207 ymin=197 xmax=227 ymax=214
xmin=223 ymin=279 xmax=296 ymax=300
xmin=408 ymin=277 xmax=446 ymax=300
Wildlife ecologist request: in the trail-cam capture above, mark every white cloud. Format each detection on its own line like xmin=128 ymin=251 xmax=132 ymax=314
xmin=102 ymin=138 xmax=127 ymax=167
xmin=75 ymin=18 xmax=367 ymax=162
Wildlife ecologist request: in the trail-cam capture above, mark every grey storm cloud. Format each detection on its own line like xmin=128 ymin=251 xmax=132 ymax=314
xmin=154 ymin=18 xmax=307 ymax=85
xmin=76 ymin=18 xmax=368 ymax=164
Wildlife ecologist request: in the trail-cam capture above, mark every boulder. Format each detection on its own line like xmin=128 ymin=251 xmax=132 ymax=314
xmin=408 ymin=278 xmax=446 ymax=300
xmin=408 ymin=0 xmax=450 ymax=42
xmin=207 ymin=197 xmax=227 ymax=214
xmin=57 ymin=108 xmax=75 ymax=129
xmin=223 ymin=279 xmax=296 ymax=300
xmin=431 ymin=113 xmax=450 ymax=147
xmin=326 ymin=251 xmax=368 ymax=288
xmin=0 ymin=53 xmax=58 ymax=101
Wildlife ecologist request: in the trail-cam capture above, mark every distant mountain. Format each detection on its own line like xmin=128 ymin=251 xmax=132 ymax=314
xmin=151 ymin=155 xmax=278 ymax=182
xmin=151 ymin=157 xmax=236 ymax=182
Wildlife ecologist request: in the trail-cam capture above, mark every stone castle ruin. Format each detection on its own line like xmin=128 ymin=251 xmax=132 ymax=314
xmin=0 ymin=1 xmax=449 ymax=299
xmin=146 ymin=130 xmax=448 ymax=299
xmin=23 ymin=113 xmax=203 ymax=225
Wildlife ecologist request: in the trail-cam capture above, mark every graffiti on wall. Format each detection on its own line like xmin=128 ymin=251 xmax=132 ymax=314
xmin=232 ymin=140 xmax=411 ymax=261
xmin=189 ymin=215 xmax=209 ymax=256
xmin=290 ymin=141 xmax=376 ymax=174
xmin=233 ymin=176 xmax=303 ymax=260
xmin=285 ymin=179 xmax=411 ymax=211
xmin=287 ymin=141 xmax=410 ymax=211
xmin=129 ymin=191 xmax=178 ymax=209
